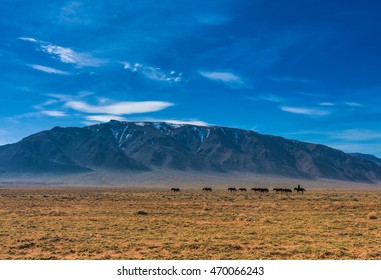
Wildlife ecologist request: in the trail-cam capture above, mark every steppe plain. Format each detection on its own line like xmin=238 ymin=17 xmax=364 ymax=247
xmin=0 ymin=177 xmax=380 ymax=260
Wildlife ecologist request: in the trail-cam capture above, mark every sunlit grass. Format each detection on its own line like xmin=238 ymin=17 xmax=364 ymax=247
xmin=0 ymin=187 xmax=380 ymax=259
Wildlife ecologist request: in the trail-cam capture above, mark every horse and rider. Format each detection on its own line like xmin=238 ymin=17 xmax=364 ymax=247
xmin=294 ymin=184 xmax=306 ymax=193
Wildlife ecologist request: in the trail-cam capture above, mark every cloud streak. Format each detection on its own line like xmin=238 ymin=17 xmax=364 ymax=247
xmin=85 ymin=115 xmax=127 ymax=122
xmin=280 ymin=106 xmax=330 ymax=116
xmin=123 ymin=62 xmax=182 ymax=83
xmin=333 ymin=129 xmax=381 ymax=141
xmin=19 ymin=37 xmax=105 ymax=67
xmin=200 ymin=71 xmax=245 ymax=87
xmin=28 ymin=64 xmax=70 ymax=75
xmin=245 ymin=94 xmax=287 ymax=103
xmin=19 ymin=37 xmax=38 ymax=42
xmin=344 ymin=102 xmax=363 ymax=107
xmin=82 ymin=117 xmax=209 ymax=127
xmin=152 ymin=119 xmax=209 ymax=126
xmin=319 ymin=102 xmax=335 ymax=106
xmin=41 ymin=110 xmax=68 ymax=117
xmin=65 ymin=100 xmax=174 ymax=115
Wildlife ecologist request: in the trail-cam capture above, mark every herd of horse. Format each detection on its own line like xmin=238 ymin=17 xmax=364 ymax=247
xmin=171 ymin=185 xmax=306 ymax=193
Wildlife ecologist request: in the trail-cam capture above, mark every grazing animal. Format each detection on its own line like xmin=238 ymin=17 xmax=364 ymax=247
xmin=171 ymin=188 xmax=180 ymax=192
xmin=202 ymin=187 xmax=212 ymax=192
xmin=228 ymin=187 xmax=237 ymax=192
xmin=239 ymin=188 xmax=247 ymax=192
xmin=273 ymin=188 xmax=292 ymax=193
xmin=252 ymin=188 xmax=269 ymax=193
xmin=294 ymin=187 xmax=305 ymax=193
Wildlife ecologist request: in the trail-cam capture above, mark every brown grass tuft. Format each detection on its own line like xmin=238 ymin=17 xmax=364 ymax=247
xmin=368 ymin=212 xmax=378 ymax=220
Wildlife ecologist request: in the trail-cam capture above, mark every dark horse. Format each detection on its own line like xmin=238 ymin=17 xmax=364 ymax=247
xmin=202 ymin=187 xmax=212 ymax=192
xmin=171 ymin=188 xmax=180 ymax=192
xmin=239 ymin=188 xmax=247 ymax=192
xmin=273 ymin=188 xmax=292 ymax=193
xmin=252 ymin=188 xmax=269 ymax=193
xmin=228 ymin=187 xmax=237 ymax=192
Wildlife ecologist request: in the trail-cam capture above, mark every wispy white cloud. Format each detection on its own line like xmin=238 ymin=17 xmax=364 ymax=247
xmin=319 ymin=102 xmax=335 ymax=106
xmin=65 ymin=100 xmax=174 ymax=115
xmin=7 ymin=112 xmax=41 ymax=121
xmin=33 ymin=99 xmax=60 ymax=110
xmin=41 ymin=44 xmax=104 ymax=67
xmin=19 ymin=37 xmax=105 ymax=67
xmin=81 ymin=118 xmax=209 ymax=127
xmin=46 ymin=91 xmax=94 ymax=103
xmin=200 ymin=71 xmax=241 ymax=83
xmin=327 ymin=143 xmax=381 ymax=155
xmin=58 ymin=1 xmax=93 ymax=26
xmin=317 ymin=101 xmax=364 ymax=108
xmin=41 ymin=110 xmax=68 ymax=117
xmin=200 ymin=71 xmax=245 ymax=87
xmin=40 ymin=44 xmax=78 ymax=64
xmin=19 ymin=94 xmax=175 ymax=124
xmin=284 ymin=129 xmax=381 ymax=142
xmin=260 ymin=95 xmax=286 ymax=103
xmin=40 ymin=44 xmax=104 ymax=67
xmin=84 ymin=117 xmax=209 ymax=126
xmin=19 ymin=37 xmax=38 ymax=42
xmin=280 ymin=106 xmax=331 ymax=116
xmin=45 ymin=93 xmax=74 ymax=102
xmin=344 ymin=102 xmax=363 ymax=107
xmin=8 ymin=110 xmax=67 ymax=121
xmin=85 ymin=115 xmax=127 ymax=122
xmin=154 ymin=119 xmax=209 ymax=126
xmin=333 ymin=129 xmax=381 ymax=141
xmin=28 ymin=64 xmax=70 ymax=75
xmin=123 ymin=62 xmax=182 ymax=83
xmin=245 ymin=95 xmax=287 ymax=103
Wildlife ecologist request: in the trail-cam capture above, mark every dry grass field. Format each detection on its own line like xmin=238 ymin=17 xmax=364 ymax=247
xmin=0 ymin=186 xmax=380 ymax=260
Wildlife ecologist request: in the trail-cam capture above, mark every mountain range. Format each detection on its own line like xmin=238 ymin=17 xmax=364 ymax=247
xmin=1 ymin=120 xmax=381 ymax=183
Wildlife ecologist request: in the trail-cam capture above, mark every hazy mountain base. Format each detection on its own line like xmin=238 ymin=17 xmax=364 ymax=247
xmin=1 ymin=170 xmax=380 ymax=189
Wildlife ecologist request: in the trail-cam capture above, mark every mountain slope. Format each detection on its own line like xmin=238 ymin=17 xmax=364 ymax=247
xmin=0 ymin=125 xmax=148 ymax=174
xmin=0 ymin=121 xmax=381 ymax=182
xmin=349 ymin=153 xmax=381 ymax=166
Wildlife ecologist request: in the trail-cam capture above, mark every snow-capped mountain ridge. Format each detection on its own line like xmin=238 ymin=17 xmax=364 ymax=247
xmin=1 ymin=120 xmax=381 ymax=183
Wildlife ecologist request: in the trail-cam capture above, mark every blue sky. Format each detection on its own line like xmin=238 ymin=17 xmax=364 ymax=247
xmin=1 ymin=0 xmax=381 ymax=156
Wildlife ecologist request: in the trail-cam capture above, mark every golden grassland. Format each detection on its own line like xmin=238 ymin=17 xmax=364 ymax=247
xmin=0 ymin=187 xmax=380 ymax=260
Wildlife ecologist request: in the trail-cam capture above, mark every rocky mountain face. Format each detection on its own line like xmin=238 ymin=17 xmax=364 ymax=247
xmin=1 ymin=121 xmax=381 ymax=182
